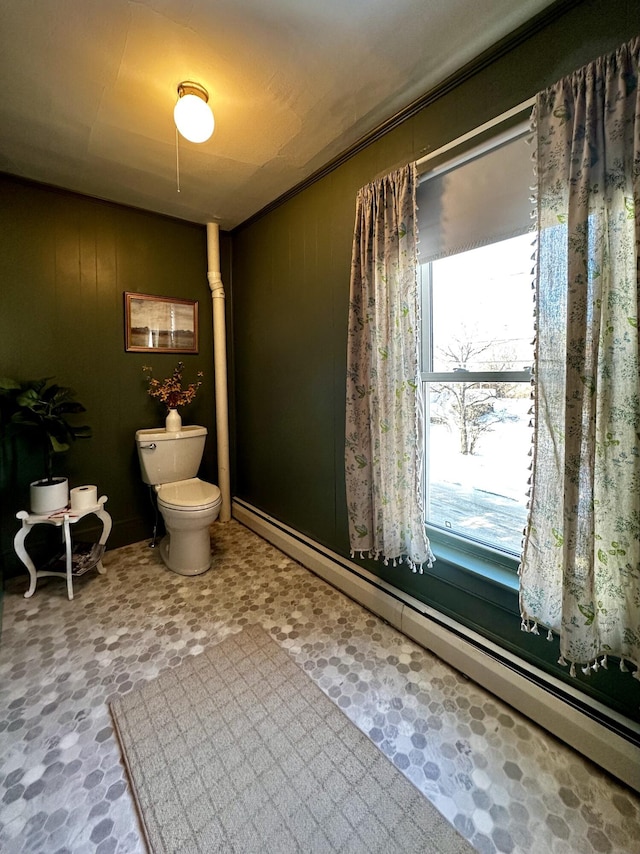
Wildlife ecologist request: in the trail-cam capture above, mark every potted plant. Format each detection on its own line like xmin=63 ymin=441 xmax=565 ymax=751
xmin=0 ymin=377 xmax=91 ymax=514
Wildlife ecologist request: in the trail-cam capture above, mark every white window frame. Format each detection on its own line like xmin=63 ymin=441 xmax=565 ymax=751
xmin=417 ymin=100 xmax=535 ymax=570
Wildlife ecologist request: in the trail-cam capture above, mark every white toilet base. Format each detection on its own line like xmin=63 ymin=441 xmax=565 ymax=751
xmin=158 ymin=529 xmax=212 ymax=576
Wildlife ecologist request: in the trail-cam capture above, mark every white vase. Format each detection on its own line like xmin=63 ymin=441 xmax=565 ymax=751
xmin=165 ymin=409 xmax=182 ymax=432
xmin=30 ymin=477 xmax=69 ymax=515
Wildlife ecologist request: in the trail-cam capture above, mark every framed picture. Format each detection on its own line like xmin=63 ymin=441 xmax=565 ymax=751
xmin=124 ymin=293 xmax=199 ymax=353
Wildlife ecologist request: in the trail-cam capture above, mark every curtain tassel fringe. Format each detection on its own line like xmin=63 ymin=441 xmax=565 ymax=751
xmin=350 ymin=549 xmax=429 ymax=574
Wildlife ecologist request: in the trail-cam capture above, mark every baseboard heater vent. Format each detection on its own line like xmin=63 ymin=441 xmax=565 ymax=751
xmin=232 ymin=498 xmax=640 ymax=793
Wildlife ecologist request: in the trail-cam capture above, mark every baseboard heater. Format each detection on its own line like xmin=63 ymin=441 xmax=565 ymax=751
xmin=232 ymin=498 xmax=640 ymax=793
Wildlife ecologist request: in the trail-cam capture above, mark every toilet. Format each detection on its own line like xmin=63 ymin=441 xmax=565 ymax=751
xmin=135 ymin=425 xmax=221 ymax=575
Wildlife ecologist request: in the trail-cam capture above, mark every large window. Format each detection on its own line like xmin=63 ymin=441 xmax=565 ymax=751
xmin=418 ymin=119 xmax=534 ymax=558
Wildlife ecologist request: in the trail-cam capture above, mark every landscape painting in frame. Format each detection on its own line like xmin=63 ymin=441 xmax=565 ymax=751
xmin=125 ymin=293 xmax=198 ymax=353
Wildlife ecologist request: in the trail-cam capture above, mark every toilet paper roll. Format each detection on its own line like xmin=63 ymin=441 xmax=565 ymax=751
xmin=70 ymin=485 xmax=98 ymax=513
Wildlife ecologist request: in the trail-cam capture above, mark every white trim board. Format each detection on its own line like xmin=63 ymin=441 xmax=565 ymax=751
xmin=232 ymin=498 xmax=640 ymax=793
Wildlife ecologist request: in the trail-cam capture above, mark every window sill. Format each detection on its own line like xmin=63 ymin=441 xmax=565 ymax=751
xmin=427 ymin=529 xmax=520 ymax=595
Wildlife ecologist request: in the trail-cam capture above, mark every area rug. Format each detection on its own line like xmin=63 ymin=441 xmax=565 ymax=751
xmin=110 ymin=624 xmax=474 ymax=853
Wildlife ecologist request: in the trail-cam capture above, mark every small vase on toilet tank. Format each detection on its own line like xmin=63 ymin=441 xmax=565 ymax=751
xmin=165 ymin=409 xmax=181 ymax=432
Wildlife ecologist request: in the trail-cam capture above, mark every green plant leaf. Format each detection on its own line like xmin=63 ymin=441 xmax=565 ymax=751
xmin=16 ymin=388 xmax=42 ymax=409
xmin=71 ymin=426 xmax=92 ymax=439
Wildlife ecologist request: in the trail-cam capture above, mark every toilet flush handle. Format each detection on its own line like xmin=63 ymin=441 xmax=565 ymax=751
xmin=139 ymin=443 xmax=156 ymax=450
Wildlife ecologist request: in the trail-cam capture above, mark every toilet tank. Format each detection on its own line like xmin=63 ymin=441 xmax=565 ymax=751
xmin=135 ymin=425 xmax=207 ymax=485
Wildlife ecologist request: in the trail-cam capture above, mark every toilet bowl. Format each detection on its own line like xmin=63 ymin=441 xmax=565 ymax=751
xmin=156 ymin=478 xmax=222 ymax=575
xmin=135 ymin=425 xmax=221 ymax=576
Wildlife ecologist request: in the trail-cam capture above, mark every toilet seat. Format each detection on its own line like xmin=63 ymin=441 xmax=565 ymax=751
xmin=156 ymin=478 xmax=221 ymax=511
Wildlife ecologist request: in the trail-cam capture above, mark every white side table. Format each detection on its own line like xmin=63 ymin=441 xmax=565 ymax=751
xmin=14 ymin=496 xmax=112 ymax=600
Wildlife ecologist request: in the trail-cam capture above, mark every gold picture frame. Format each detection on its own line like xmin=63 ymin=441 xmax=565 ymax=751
xmin=124 ymin=292 xmax=199 ymax=353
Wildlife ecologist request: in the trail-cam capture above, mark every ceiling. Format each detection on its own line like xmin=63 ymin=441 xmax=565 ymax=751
xmin=0 ymin=0 xmax=555 ymax=230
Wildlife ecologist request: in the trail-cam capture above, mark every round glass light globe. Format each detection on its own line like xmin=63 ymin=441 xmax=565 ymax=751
xmin=174 ymin=94 xmax=214 ymax=143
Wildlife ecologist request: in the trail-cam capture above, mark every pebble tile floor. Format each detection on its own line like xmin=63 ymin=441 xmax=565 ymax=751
xmin=1 ymin=519 xmax=639 ymax=853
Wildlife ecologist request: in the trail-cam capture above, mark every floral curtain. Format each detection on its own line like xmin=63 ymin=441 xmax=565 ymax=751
xmin=520 ymin=37 xmax=640 ymax=678
xmin=345 ymin=164 xmax=433 ymax=573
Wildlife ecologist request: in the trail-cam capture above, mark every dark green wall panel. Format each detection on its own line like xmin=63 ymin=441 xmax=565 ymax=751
xmin=233 ymin=186 xmax=339 ymax=546
xmin=230 ymin=0 xmax=640 ymax=718
xmin=0 ymin=176 xmax=224 ymax=578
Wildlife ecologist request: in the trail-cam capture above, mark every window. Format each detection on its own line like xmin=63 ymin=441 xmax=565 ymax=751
xmin=418 ymin=118 xmax=534 ymax=559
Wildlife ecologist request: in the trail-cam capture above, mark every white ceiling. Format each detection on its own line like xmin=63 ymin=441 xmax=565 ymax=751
xmin=0 ymin=0 xmax=554 ymax=229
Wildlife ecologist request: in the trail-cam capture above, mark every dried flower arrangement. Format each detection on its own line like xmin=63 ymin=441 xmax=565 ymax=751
xmin=142 ymin=362 xmax=203 ymax=412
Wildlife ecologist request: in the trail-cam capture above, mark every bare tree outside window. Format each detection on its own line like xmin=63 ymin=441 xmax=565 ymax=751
xmin=430 ymin=334 xmax=526 ymax=455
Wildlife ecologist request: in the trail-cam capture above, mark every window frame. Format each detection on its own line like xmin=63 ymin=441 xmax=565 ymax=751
xmin=417 ymin=104 xmax=536 ymax=576
xmin=420 ymin=259 xmax=531 ymax=574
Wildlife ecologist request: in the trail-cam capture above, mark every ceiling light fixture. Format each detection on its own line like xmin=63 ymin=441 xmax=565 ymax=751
xmin=174 ymin=81 xmax=214 ymax=143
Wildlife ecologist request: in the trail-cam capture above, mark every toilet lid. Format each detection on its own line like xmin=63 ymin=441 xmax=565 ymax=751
xmin=157 ymin=478 xmax=221 ymax=510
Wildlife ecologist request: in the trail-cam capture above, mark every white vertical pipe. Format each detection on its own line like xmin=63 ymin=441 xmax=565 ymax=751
xmin=206 ymin=222 xmax=231 ymax=522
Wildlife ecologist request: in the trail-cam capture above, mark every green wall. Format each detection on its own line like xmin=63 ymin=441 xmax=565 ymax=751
xmin=0 ymin=175 xmax=231 ymax=578
xmin=230 ymin=0 xmax=640 ymax=719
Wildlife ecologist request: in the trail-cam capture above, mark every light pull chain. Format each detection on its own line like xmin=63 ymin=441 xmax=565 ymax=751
xmin=176 ymin=127 xmax=181 ymax=193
